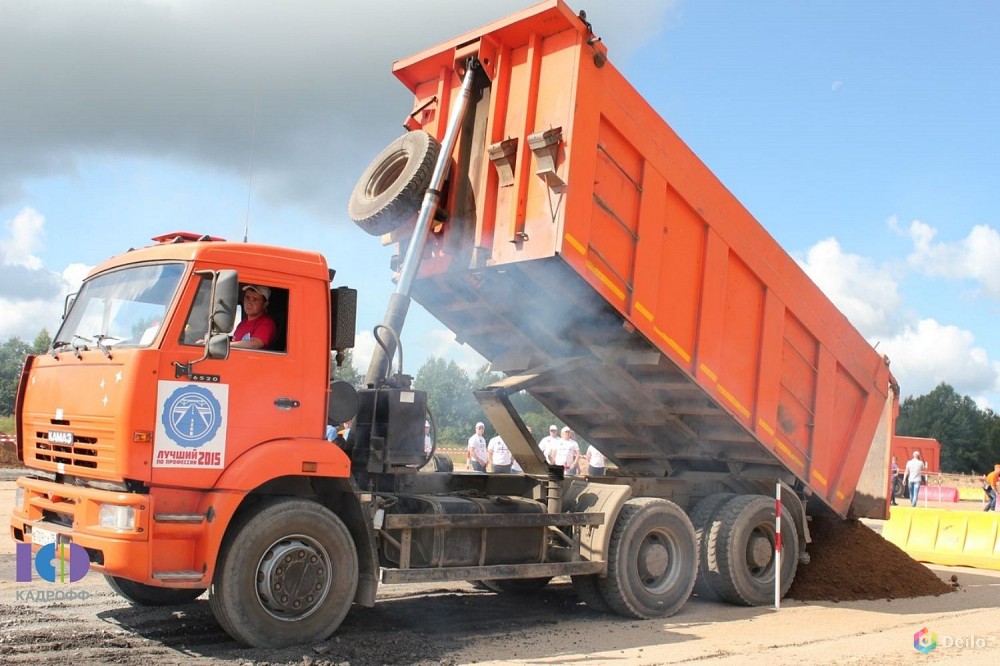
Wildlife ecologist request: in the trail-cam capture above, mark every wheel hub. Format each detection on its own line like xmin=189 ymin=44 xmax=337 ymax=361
xmin=747 ymin=532 xmax=773 ymax=570
xmin=638 ymin=534 xmax=670 ymax=585
xmin=255 ymin=536 xmax=331 ymax=620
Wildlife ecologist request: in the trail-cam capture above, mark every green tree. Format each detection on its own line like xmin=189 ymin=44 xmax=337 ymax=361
xmin=0 ymin=336 xmax=32 ymax=416
xmin=331 ymin=348 xmax=363 ymax=387
xmin=414 ymin=356 xmax=480 ymax=446
xmin=896 ymin=383 xmax=991 ymax=473
xmin=32 ymin=329 xmax=52 ymax=354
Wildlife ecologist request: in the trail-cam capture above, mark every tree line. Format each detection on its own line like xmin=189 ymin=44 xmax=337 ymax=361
xmin=2 ymin=330 xmax=999 ymax=473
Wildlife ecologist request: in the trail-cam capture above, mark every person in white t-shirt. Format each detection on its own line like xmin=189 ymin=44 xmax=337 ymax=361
xmin=423 ymin=421 xmax=433 ymax=455
xmin=903 ymin=451 xmax=926 ymax=507
xmin=467 ymin=422 xmax=488 ymax=472
xmin=487 ymin=435 xmax=513 ymax=473
xmin=585 ymin=445 xmax=606 ymax=476
xmin=553 ymin=426 xmax=581 ymax=475
xmin=539 ymin=425 xmax=560 ymax=465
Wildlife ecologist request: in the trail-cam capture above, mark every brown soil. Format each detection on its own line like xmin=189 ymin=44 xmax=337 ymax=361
xmin=0 ymin=440 xmax=17 ymax=468
xmin=787 ymin=515 xmax=955 ymax=602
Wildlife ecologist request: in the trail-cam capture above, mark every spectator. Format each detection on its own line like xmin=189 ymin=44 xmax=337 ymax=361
xmin=539 ymin=425 xmax=560 ymax=465
xmin=902 ymin=451 xmax=926 ymax=507
xmin=890 ymin=456 xmax=899 ymax=506
xmin=424 ymin=421 xmax=433 ymax=455
xmin=232 ymin=285 xmax=276 ymax=349
xmin=552 ymin=426 xmax=580 ymax=476
xmin=467 ymin=422 xmax=488 ymax=472
xmin=984 ymin=464 xmax=1000 ymax=512
xmin=326 ymin=421 xmax=352 ymax=452
xmin=487 ymin=434 xmax=513 ymax=473
xmin=585 ymin=444 xmax=606 ymax=476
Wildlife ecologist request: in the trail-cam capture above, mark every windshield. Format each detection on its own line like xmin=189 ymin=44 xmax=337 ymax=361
xmin=54 ymin=263 xmax=185 ymax=351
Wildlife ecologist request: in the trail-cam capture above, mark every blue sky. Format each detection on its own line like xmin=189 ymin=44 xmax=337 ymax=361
xmin=2 ymin=0 xmax=998 ymax=408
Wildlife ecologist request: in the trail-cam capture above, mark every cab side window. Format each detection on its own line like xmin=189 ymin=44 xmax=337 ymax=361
xmin=233 ymin=283 xmax=288 ymax=353
xmin=180 ymin=276 xmax=213 ymax=345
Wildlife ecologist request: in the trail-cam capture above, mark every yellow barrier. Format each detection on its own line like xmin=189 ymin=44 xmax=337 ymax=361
xmin=957 ymin=486 xmax=988 ymax=502
xmin=883 ymin=507 xmax=1000 ymax=571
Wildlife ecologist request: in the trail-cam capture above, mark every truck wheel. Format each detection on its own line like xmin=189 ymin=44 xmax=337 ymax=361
xmin=708 ymin=495 xmax=798 ymax=606
xmin=480 ymin=577 xmax=552 ymax=594
xmin=688 ymin=492 xmax=735 ymax=600
xmin=208 ymin=498 xmax=358 ymax=648
xmin=571 ymin=574 xmax=611 ymax=613
xmin=892 ymin=476 xmax=904 ymax=499
xmin=105 ymin=575 xmax=205 ymax=606
xmin=349 ymin=130 xmax=441 ymax=236
xmin=598 ymin=497 xmax=696 ymax=619
xmin=429 ymin=453 xmax=453 ymax=473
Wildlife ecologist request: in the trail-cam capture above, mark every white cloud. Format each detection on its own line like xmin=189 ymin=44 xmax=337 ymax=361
xmin=877 ymin=318 xmax=999 ymax=400
xmin=424 ymin=328 xmax=487 ymax=375
xmin=0 ymin=207 xmax=45 ymax=269
xmin=796 ymin=237 xmax=901 ymax=337
xmin=904 ymin=219 xmax=1000 ymax=299
xmin=831 ymin=80 xmax=843 ymax=92
xmin=0 ymin=208 xmax=75 ymax=341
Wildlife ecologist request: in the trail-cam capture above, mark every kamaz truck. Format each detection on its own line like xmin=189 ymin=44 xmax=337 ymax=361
xmin=10 ymin=0 xmax=897 ymax=648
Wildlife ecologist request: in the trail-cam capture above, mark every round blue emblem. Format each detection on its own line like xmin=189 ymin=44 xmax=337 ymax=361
xmin=161 ymin=385 xmax=222 ymax=448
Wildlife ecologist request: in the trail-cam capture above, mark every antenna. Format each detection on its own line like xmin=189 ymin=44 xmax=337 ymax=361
xmin=243 ymin=93 xmax=259 ymax=243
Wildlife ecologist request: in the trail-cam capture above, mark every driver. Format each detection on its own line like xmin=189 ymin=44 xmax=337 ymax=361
xmin=232 ymin=285 xmax=276 ymax=349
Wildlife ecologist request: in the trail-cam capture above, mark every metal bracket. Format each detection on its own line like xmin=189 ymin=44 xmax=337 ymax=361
xmin=527 ymin=128 xmax=565 ymax=192
xmin=487 ymin=138 xmax=518 ymax=187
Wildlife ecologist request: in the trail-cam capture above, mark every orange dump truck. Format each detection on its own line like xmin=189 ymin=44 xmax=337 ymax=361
xmin=11 ymin=0 xmax=896 ymax=650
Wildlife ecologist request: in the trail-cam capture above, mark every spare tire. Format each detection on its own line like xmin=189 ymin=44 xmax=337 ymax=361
xmin=349 ymin=130 xmax=441 ymax=236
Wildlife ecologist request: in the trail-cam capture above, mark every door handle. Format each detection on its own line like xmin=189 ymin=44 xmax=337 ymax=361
xmin=274 ymin=397 xmax=300 ymax=410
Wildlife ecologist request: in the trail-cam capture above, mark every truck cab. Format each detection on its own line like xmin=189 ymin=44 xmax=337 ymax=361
xmin=11 ymin=231 xmax=358 ymax=596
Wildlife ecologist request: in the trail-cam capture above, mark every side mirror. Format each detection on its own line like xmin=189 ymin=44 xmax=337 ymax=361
xmin=206 ymin=332 xmax=231 ymax=360
xmin=63 ymin=293 xmax=77 ymax=320
xmin=211 ymin=270 xmax=239 ymax=333
xmin=175 ymin=269 xmax=238 ymax=380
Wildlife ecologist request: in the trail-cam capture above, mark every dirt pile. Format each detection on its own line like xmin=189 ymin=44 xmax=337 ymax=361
xmin=0 ymin=440 xmax=17 ymax=467
xmin=786 ymin=515 xmax=954 ymax=602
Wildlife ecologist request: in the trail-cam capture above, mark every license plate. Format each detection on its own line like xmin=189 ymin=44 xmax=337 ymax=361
xmin=30 ymin=526 xmax=58 ymax=547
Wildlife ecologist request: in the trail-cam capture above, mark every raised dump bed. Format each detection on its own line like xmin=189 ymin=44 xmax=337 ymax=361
xmin=377 ymin=0 xmax=895 ymax=518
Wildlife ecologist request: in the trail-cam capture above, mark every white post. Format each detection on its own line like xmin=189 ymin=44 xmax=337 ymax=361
xmin=774 ymin=481 xmax=781 ymax=610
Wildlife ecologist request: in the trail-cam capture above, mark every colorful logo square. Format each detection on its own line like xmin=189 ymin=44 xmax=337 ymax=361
xmin=914 ymin=627 xmax=937 ymax=654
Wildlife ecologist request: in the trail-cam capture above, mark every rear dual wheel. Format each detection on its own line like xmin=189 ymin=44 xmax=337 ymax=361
xmin=704 ymin=495 xmax=798 ymax=606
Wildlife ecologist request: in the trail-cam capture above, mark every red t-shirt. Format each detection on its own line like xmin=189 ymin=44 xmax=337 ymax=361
xmin=233 ymin=315 xmax=277 ymax=348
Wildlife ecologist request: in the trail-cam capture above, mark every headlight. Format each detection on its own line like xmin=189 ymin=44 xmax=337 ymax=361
xmin=98 ymin=504 xmax=136 ymax=530
xmin=14 ymin=487 xmax=24 ymax=510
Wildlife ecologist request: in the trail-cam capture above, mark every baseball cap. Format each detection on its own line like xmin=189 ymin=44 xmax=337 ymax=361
xmin=561 ymin=426 xmax=571 ymax=434
xmin=242 ymin=284 xmax=271 ymax=300
xmin=425 ymin=421 xmax=430 ymax=427
xmin=549 ymin=425 xmax=558 ymax=431
xmin=476 ymin=422 xmax=485 ymax=428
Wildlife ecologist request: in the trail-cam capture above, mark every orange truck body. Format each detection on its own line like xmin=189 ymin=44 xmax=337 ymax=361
xmin=11 ymin=240 xmax=351 ymax=585
xmin=391 ymin=0 xmax=896 ymax=518
xmin=891 ymin=436 xmax=941 ymax=474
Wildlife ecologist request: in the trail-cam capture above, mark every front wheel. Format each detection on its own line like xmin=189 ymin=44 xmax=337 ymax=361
xmin=105 ymin=576 xmax=205 ymax=606
xmin=209 ymin=498 xmax=358 ymax=648
xmin=598 ymin=497 xmax=697 ymax=619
